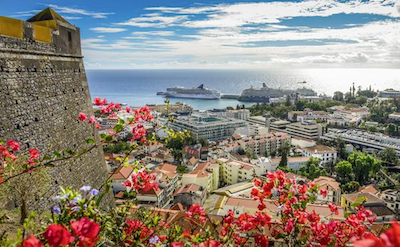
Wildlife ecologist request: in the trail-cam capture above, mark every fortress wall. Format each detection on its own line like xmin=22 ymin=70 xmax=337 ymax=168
xmin=0 ymin=16 xmax=113 ymax=210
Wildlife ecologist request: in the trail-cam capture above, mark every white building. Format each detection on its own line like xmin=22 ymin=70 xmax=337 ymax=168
xmin=302 ymin=145 xmax=337 ymax=165
xmin=379 ymin=89 xmax=400 ymax=98
xmin=170 ymin=113 xmax=247 ymax=141
xmin=226 ymin=109 xmax=250 ymax=120
xmin=381 ymin=189 xmax=400 ymax=214
xmin=270 ymin=157 xmax=310 ymax=171
xmin=286 ymin=121 xmax=323 ymax=140
xmin=288 ymin=109 xmax=329 ymax=122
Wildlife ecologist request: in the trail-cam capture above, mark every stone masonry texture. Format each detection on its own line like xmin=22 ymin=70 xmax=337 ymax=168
xmin=0 ymin=20 xmax=113 ymax=210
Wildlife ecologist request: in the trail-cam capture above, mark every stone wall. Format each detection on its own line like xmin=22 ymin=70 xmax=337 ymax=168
xmin=0 ymin=20 xmax=113 ymax=210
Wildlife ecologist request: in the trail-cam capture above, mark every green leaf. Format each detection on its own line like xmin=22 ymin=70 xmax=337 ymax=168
xmin=85 ymin=138 xmax=95 ymax=144
xmin=53 ymin=151 xmax=62 ymax=158
xmin=43 ymin=155 xmax=52 ymax=161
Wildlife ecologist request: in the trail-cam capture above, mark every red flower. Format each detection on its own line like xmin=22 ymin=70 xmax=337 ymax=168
xmin=77 ymin=237 xmax=100 ymax=247
xmin=43 ymin=223 xmax=73 ymax=247
xmin=70 ymin=218 xmax=100 ymax=239
xmin=320 ymin=189 xmax=328 ymax=197
xmin=88 ymin=115 xmax=97 ymax=124
xmin=328 ymin=203 xmax=339 ymax=215
xmin=29 ymin=149 xmax=40 ymax=157
xmin=7 ymin=139 xmax=20 ymax=151
xmin=19 ymin=235 xmax=44 ymax=247
xmin=78 ymin=112 xmax=87 ymax=121
xmin=186 ymin=203 xmax=207 ymax=223
xmin=93 ymin=97 xmax=107 ymax=106
xmin=198 ymin=240 xmax=221 ymax=247
xmin=255 ymin=235 xmax=269 ymax=247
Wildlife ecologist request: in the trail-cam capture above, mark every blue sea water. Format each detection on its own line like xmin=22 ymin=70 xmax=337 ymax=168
xmin=86 ymin=68 xmax=400 ymax=110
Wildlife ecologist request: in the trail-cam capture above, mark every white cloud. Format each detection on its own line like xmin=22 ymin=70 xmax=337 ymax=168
xmin=81 ymin=0 xmax=400 ymax=69
xmin=180 ymin=0 xmax=399 ymax=28
xmin=47 ymin=4 xmax=114 ymax=19
xmin=116 ymin=13 xmax=188 ymax=27
xmin=64 ymin=16 xmax=82 ymax=20
xmin=91 ymin=27 xmax=127 ymax=33
xmin=131 ymin=31 xmax=175 ymax=36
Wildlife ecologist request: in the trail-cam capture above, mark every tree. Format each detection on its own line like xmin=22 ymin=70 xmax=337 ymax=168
xmin=297 ymin=157 xmax=327 ymax=180
xmin=285 ymin=95 xmax=291 ymax=106
xmin=177 ymin=165 xmax=188 ymax=174
xmin=199 ymin=137 xmax=209 ymax=147
xmin=237 ymin=147 xmax=246 ymax=155
xmin=386 ymin=123 xmax=398 ymax=136
xmin=278 ymin=141 xmax=290 ymax=167
xmin=334 ymin=160 xmax=353 ymax=183
xmin=347 ymin=152 xmax=381 ymax=184
xmin=333 ymin=91 xmax=344 ymax=102
xmin=336 ymin=137 xmax=348 ymax=160
xmin=245 ymin=147 xmax=256 ymax=159
xmin=379 ymin=148 xmax=399 ymax=165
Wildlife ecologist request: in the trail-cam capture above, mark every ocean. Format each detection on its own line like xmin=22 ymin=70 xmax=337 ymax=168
xmin=86 ymin=68 xmax=400 ymax=110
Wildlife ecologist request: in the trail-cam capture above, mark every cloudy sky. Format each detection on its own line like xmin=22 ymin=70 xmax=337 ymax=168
xmin=2 ymin=0 xmax=400 ymax=69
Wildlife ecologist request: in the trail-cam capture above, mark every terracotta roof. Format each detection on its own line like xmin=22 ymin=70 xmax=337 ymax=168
xmin=313 ymin=176 xmax=340 ymax=191
xmin=174 ymin=183 xmax=202 ymax=196
xmin=110 ymin=165 xmax=134 ymax=180
xmin=224 ymin=197 xmax=345 ymax=219
xmin=343 ymin=192 xmax=383 ymax=204
xmin=304 ymin=145 xmax=336 ymax=154
xmin=358 ymin=185 xmax=379 ymax=195
xmin=188 ymin=157 xmax=199 ymax=166
xmin=157 ymin=163 xmax=177 ymax=173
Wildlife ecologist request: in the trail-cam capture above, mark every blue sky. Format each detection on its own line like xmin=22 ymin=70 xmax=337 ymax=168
xmin=2 ymin=0 xmax=400 ymax=69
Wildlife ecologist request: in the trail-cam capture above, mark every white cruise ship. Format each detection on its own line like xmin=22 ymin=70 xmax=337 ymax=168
xmin=158 ymin=84 xmax=220 ymax=100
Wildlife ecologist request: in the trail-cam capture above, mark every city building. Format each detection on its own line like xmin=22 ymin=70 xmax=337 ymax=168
xmin=226 ymin=109 xmax=250 ymax=120
xmin=322 ymin=129 xmax=400 ymax=156
xmin=222 ymin=131 xmax=290 ymax=157
xmin=181 ymin=161 xmax=220 ymax=192
xmin=380 ymin=189 xmax=400 ymax=214
xmin=183 ymin=144 xmax=202 ymax=160
xmin=269 ymin=120 xmax=291 ymax=132
xmin=313 ymin=176 xmax=341 ymax=204
xmin=234 ymin=125 xmax=269 ymax=137
xmin=148 ymin=102 xmax=193 ymax=115
xmin=247 ymin=116 xmax=269 ymax=127
xmin=302 ymin=145 xmax=337 ymax=165
xmin=170 ymin=113 xmax=247 ymax=141
xmin=389 ymin=113 xmax=400 ymax=122
xmin=207 ymin=196 xmax=345 ymax=220
xmin=174 ymin=183 xmax=207 ymax=208
xmin=155 ymin=163 xmax=179 ymax=206
xmin=110 ymin=165 xmax=134 ymax=193
xmin=341 ymin=191 xmax=395 ymax=222
xmin=288 ymin=109 xmax=329 ymax=122
xmin=379 ymin=89 xmax=400 ymax=98
xmin=217 ymin=159 xmax=260 ymax=185
xmin=327 ymin=106 xmax=370 ymax=127
xmin=286 ymin=121 xmax=323 ymax=140
xmin=270 ymin=157 xmax=310 ymax=171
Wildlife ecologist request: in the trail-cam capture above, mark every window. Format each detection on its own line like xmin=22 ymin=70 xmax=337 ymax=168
xmin=68 ymin=31 xmax=72 ymax=42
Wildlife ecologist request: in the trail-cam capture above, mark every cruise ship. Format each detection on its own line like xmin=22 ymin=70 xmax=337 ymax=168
xmin=157 ymin=84 xmax=221 ymax=100
xmin=238 ymin=83 xmax=317 ymax=102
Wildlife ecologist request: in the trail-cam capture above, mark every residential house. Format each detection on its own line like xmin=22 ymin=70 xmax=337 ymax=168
xmin=302 ymin=145 xmax=337 ymax=165
xmin=313 ymin=176 xmax=341 ymax=204
xmin=174 ymin=183 xmax=207 ymax=208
